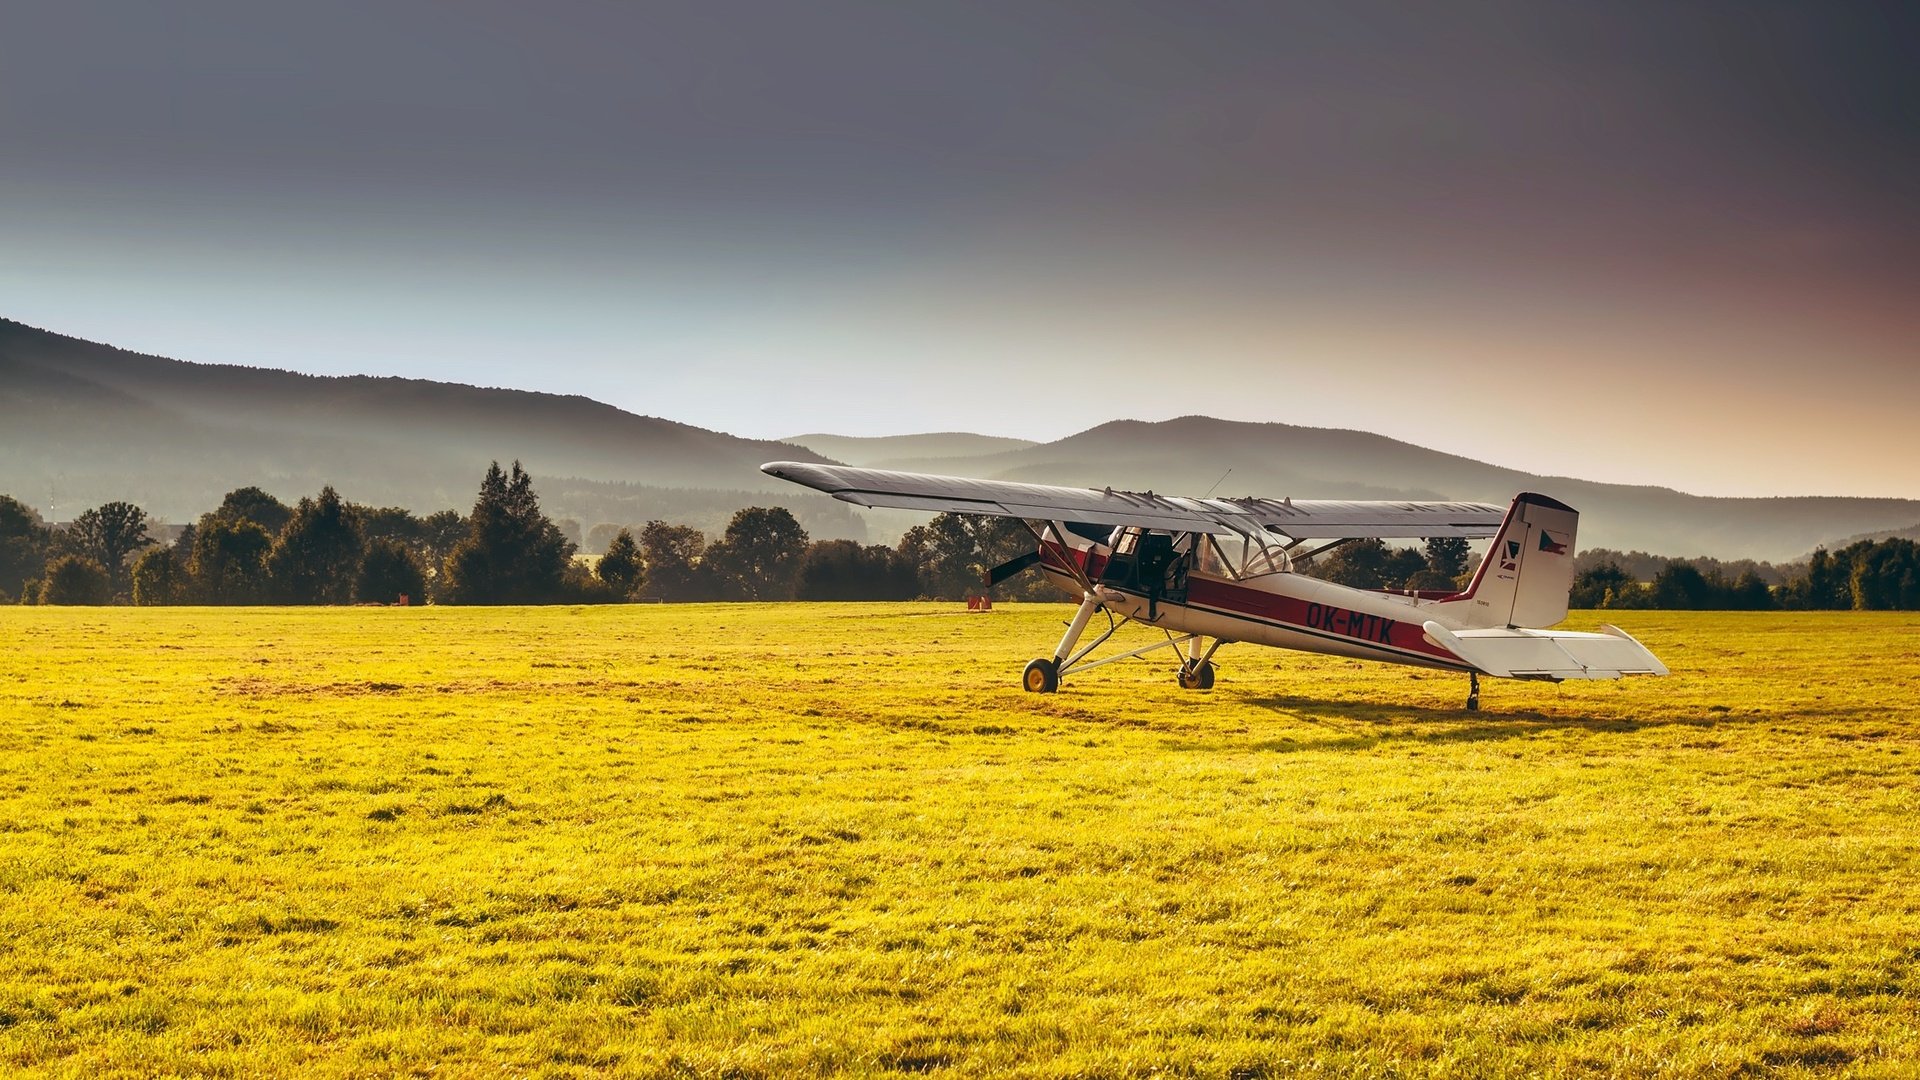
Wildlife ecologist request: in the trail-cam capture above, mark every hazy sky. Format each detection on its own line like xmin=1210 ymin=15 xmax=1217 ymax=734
xmin=3 ymin=2 xmax=1914 ymax=498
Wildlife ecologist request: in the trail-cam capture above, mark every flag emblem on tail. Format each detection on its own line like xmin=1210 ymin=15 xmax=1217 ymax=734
xmin=1499 ymin=539 xmax=1521 ymax=571
xmin=1538 ymin=531 xmax=1569 ymax=555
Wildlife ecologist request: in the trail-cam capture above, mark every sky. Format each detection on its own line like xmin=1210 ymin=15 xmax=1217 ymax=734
xmin=3 ymin=1 xmax=1915 ymax=498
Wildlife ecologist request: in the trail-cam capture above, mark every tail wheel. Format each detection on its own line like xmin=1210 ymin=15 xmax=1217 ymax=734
xmin=1023 ymin=658 xmax=1059 ymax=694
xmin=1177 ymin=661 xmax=1215 ymax=691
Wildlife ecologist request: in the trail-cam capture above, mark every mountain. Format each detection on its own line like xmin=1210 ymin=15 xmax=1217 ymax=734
xmin=784 ymin=432 xmax=1038 ymax=467
xmin=0 ymin=318 xmax=865 ymax=540
xmin=8 ymin=319 xmax=1915 ymax=561
xmin=1814 ymin=522 xmax=1920 ymax=552
xmin=858 ymin=416 xmax=1920 ymax=562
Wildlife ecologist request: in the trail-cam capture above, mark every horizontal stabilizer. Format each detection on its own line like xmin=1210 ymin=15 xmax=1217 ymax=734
xmin=1422 ymin=621 xmax=1669 ymax=681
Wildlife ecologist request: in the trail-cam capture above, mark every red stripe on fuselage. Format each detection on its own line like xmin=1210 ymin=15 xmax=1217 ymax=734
xmin=1035 ymin=540 xmax=1461 ymax=665
xmin=1183 ymin=576 xmax=1458 ymax=662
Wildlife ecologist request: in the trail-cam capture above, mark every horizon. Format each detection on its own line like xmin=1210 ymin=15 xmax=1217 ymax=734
xmin=3 ymin=3 xmax=1914 ymax=500
xmin=10 ymin=312 xmax=1918 ymax=511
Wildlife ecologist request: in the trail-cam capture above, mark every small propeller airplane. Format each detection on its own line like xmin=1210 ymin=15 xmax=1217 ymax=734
xmin=763 ymin=461 xmax=1668 ymax=709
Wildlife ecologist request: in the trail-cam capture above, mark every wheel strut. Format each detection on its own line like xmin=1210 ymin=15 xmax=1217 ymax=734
xmin=1466 ymin=671 xmax=1480 ymax=711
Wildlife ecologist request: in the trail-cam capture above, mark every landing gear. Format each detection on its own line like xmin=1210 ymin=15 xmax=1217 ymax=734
xmin=1011 ymin=580 xmax=1230 ymax=694
xmin=1466 ymin=671 xmax=1480 ymax=711
xmin=1177 ymin=660 xmax=1215 ymax=690
xmin=1023 ymin=658 xmax=1060 ymax=694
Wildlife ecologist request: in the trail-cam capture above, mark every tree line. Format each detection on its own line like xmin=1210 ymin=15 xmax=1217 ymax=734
xmin=1293 ymin=535 xmax=1920 ymax=611
xmin=1 ymin=462 xmax=1051 ymax=606
xmin=1570 ymin=540 xmax=1920 ymax=611
xmin=5 ymin=467 xmax=1917 ymax=609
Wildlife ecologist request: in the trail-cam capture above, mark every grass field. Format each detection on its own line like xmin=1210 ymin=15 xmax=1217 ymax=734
xmin=1 ymin=604 xmax=1916 ymax=1078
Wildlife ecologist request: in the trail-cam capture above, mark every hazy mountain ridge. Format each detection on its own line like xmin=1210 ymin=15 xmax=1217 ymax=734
xmin=889 ymin=417 xmax=1920 ymax=561
xmin=7 ymin=319 xmax=1915 ymax=560
xmin=784 ymin=432 xmax=1038 ymax=467
xmin=1 ymin=318 xmax=859 ymax=535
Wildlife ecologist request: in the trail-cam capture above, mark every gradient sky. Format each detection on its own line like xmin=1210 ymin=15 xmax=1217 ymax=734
xmin=3 ymin=2 xmax=1915 ymax=498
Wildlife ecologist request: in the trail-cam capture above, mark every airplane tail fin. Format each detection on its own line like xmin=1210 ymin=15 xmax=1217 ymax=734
xmin=1438 ymin=492 xmax=1578 ymax=629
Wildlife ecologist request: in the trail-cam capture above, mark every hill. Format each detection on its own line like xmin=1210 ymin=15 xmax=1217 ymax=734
xmin=1814 ymin=522 xmax=1920 ymax=552
xmin=783 ymin=432 xmax=1037 ymax=467
xmin=841 ymin=416 xmax=1920 ymax=562
xmin=0 ymin=318 xmax=867 ymax=540
xmin=8 ymin=319 xmax=1915 ymax=560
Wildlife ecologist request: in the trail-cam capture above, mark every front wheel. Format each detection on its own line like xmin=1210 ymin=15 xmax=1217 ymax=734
xmin=1022 ymin=658 xmax=1059 ymax=694
xmin=1178 ymin=661 xmax=1215 ymax=690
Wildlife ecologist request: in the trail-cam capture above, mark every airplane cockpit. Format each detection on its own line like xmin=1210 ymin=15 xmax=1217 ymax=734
xmin=1095 ymin=526 xmax=1295 ymax=604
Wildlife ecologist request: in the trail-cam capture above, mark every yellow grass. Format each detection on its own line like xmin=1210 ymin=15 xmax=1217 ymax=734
xmin=1 ymin=605 xmax=1916 ymax=1078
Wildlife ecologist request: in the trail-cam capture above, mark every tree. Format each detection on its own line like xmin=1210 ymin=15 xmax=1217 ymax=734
xmin=356 ymin=505 xmax=422 ymax=547
xmin=1571 ymin=562 xmax=1634 ymax=609
xmin=0 ymin=495 xmax=51 ymax=598
xmin=131 ymin=548 xmax=189 ymax=605
xmin=636 ymin=521 xmax=710 ymax=601
xmin=1423 ymin=536 xmax=1471 ymax=582
xmin=1313 ymin=539 xmax=1392 ymax=589
xmin=211 ymin=487 xmax=293 ymax=534
xmin=1382 ymin=547 xmax=1428 ymax=590
xmin=1728 ymin=570 xmax=1774 ymax=611
xmin=897 ymin=513 xmax=1048 ymax=600
xmin=1849 ymin=538 xmax=1920 ymax=611
xmin=796 ymin=540 xmax=920 ymax=601
xmin=356 ymin=538 xmax=427 ymax=604
xmin=586 ymin=522 xmax=629 ymax=556
xmin=191 ymin=517 xmax=274 ymax=604
xmin=596 ymin=528 xmax=644 ymax=597
xmin=40 ymin=555 xmax=111 ymax=605
xmin=703 ymin=507 xmax=809 ymax=600
xmin=65 ymin=501 xmax=152 ymax=597
xmin=1651 ymin=562 xmax=1712 ymax=610
xmin=268 ymin=486 xmax=363 ymax=604
xmin=440 ymin=462 xmax=575 ymax=604
xmin=1799 ymin=548 xmax=1850 ymax=610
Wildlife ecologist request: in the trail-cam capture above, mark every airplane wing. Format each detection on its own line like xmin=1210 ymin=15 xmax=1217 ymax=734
xmin=762 ymin=461 xmax=1505 ymax=540
xmin=1421 ymin=622 xmax=1669 ymax=680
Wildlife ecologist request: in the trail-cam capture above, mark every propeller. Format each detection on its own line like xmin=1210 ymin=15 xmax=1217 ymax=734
xmin=983 ymin=550 xmax=1042 ymax=587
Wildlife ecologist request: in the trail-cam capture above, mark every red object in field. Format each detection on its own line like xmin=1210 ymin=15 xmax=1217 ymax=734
xmin=397 ymin=594 xmax=410 ymax=607
xmin=966 ymin=595 xmax=992 ymax=611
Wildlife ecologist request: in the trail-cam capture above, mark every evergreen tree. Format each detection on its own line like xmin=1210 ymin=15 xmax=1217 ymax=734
xmin=440 ymin=462 xmax=574 ymax=604
xmin=268 ymin=486 xmax=364 ymax=604
xmin=596 ymin=528 xmax=644 ymax=597
xmin=1423 ymin=536 xmax=1471 ymax=581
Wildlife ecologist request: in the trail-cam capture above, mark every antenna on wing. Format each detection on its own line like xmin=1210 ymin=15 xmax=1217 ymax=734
xmin=1203 ymin=468 xmax=1232 ymax=499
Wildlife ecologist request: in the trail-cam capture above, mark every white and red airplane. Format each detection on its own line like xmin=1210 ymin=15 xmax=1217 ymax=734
xmin=763 ymin=462 xmax=1667 ymax=708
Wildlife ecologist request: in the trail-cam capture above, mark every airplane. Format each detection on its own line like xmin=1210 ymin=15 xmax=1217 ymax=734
xmin=762 ymin=461 xmax=1668 ymax=709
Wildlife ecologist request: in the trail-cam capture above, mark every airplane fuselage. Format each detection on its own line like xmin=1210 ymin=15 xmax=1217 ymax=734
xmin=1037 ymin=541 xmax=1473 ymax=671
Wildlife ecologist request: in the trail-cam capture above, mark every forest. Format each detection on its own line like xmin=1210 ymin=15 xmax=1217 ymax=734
xmin=3 ymin=464 xmax=1917 ymax=609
